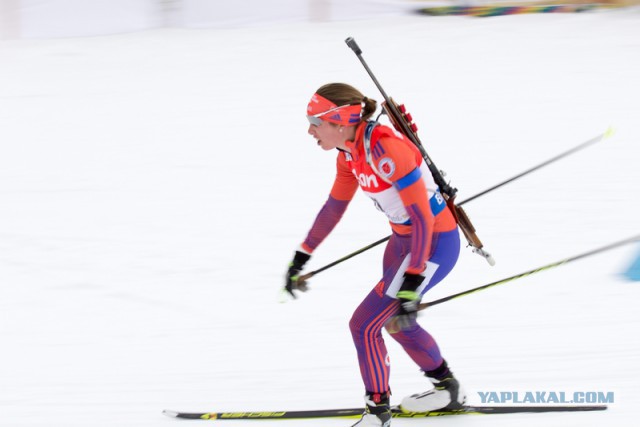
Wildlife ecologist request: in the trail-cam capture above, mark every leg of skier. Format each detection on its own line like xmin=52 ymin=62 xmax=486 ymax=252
xmin=349 ymin=230 xmax=463 ymax=425
xmin=348 ymin=233 xmax=410 ymax=427
xmin=384 ymin=229 xmax=467 ymax=413
xmin=348 ymin=287 xmax=396 ymax=426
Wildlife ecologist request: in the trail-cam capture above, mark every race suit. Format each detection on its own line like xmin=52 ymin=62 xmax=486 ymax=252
xmin=300 ymin=121 xmax=460 ymax=394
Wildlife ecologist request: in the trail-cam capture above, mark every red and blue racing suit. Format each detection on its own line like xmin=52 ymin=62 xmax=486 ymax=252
xmin=300 ymin=121 xmax=460 ymax=394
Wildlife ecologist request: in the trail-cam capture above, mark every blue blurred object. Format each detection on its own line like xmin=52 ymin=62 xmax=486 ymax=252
xmin=623 ymin=246 xmax=640 ymax=281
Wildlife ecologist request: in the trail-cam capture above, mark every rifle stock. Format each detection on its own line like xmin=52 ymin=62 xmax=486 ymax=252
xmin=384 ymin=95 xmax=493 ymax=264
xmin=381 ymin=98 xmax=455 ymax=196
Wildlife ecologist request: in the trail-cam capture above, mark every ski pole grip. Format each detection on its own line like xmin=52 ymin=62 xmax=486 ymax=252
xmin=345 ymin=37 xmax=362 ymax=55
xmin=298 ymin=271 xmax=314 ymax=283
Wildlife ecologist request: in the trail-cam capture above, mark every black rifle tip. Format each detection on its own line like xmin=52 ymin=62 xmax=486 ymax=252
xmin=345 ymin=37 xmax=362 ymax=55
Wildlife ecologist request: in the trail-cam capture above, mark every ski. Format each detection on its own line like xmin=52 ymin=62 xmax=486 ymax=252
xmin=162 ymin=404 xmax=607 ymax=420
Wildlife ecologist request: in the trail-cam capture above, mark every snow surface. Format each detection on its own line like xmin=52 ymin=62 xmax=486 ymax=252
xmin=1 ymin=7 xmax=640 ymax=427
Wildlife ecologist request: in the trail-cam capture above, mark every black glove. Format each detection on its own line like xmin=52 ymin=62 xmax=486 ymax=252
xmin=395 ymin=273 xmax=425 ymax=330
xmin=285 ymin=251 xmax=311 ymax=298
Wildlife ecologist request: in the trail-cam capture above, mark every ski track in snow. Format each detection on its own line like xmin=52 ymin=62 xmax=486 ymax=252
xmin=1 ymin=7 xmax=640 ymax=427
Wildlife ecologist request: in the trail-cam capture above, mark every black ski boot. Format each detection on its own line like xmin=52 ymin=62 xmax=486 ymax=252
xmin=400 ymin=360 xmax=466 ymax=413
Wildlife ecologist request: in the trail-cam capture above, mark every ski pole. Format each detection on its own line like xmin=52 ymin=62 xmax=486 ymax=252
xmin=420 ymin=234 xmax=640 ymax=310
xmin=459 ymin=127 xmax=615 ymax=206
xmin=298 ymin=128 xmax=614 ymax=282
xmin=297 ymin=236 xmax=390 ymax=284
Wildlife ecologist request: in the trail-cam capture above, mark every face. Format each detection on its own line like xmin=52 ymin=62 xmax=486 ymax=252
xmin=307 ymin=120 xmax=348 ymax=151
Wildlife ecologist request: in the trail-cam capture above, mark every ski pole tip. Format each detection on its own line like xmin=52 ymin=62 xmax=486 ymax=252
xmin=278 ymin=288 xmax=294 ymax=303
xmin=604 ymin=126 xmax=616 ymax=139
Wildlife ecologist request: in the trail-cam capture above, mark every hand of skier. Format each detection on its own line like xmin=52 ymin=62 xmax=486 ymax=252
xmin=395 ymin=273 xmax=425 ymax=330
xmin=285 ymin=251 xmax=311 ymax=298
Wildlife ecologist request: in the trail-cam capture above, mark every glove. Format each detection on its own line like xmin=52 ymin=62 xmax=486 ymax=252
xmin=285 ymin=251 xmax=311 ymax=298
xmin=395 ymin=273 xmax=425 ymax=330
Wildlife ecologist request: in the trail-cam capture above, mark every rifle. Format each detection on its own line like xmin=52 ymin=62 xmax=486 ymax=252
xmin=345 ymin=37 xmax=495 ymax=266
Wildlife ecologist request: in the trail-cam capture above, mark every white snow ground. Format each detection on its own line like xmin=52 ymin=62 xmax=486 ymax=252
xmin=1 ymin=7 xmax=640 ymax=427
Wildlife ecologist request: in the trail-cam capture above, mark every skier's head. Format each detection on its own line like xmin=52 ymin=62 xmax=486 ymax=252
xmin=306 ymin=83 xmax=377 ymax=127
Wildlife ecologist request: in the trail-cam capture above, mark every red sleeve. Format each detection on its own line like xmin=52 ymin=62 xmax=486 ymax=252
xmin=330 ymin=154 xmax=359 ymax=201
xmin=301 ymin=154 xmax=358 ymax=253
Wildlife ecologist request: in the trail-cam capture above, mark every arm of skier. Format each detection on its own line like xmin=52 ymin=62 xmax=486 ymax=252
xmin=373 ymin=137 xmax=435 ymax=273
xmin=397 ymin=177 xmax=435 ymax=275
xmin=372 ymin=137 xmax=434 ymax=326
xmin=285 ymin=155 xmax=358 ymax=297
xmin=301 ymin=155 xmax=359 ymax=253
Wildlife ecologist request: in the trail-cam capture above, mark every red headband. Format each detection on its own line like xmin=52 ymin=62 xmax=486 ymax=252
xmin=307 ymin=93 xmax=362 ymax=126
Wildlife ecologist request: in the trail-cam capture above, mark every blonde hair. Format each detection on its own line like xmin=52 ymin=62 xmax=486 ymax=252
xmin=316 ymin=83 xmax=377 ymax=122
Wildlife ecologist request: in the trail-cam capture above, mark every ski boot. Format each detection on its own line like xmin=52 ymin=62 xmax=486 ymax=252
xmin=400 ymin=360 xmax=466 ymax=413
xmin=351 ymin=391 xmax=391 ymax=427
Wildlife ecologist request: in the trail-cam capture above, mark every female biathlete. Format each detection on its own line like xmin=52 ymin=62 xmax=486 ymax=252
xmin=286 ymin=83 xmax=466 ymax=427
